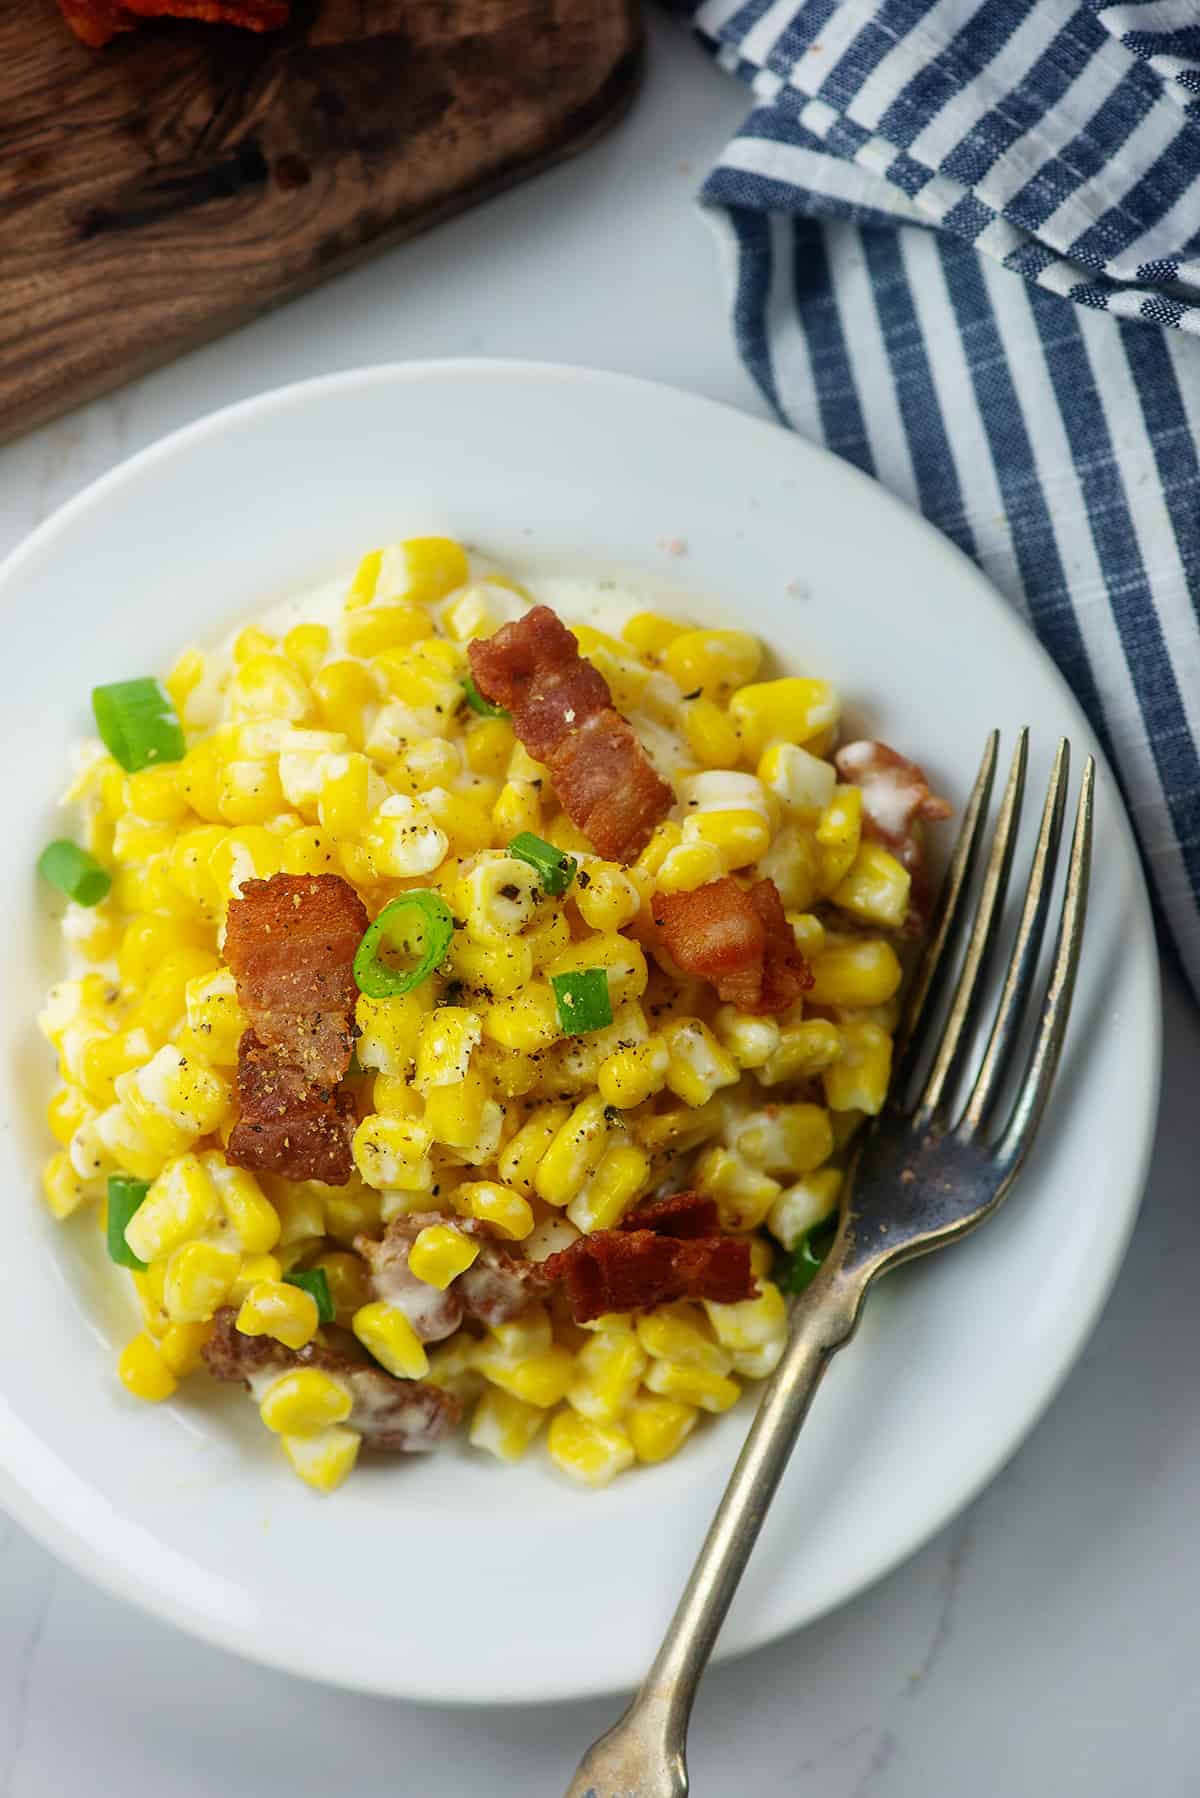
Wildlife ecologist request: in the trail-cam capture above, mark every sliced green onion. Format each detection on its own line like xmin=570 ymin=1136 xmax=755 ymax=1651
xmin=107 ymin=1176 xmax=150 ymax=1271
xmin=551 ymin=968 xmax=612 ymax=1037
xmin=37 ymin=840 xmax=111 ymax=907
xmin=461 ymin=675 xmax=509 ymax=719
xmin=508 ymin=831 xmax=577 ymax=897
xmin=777 ymin=1216 xmax=839 ymax=1295
xmin=353 ymin=891 xmax=455 ymax=998
xmin=92 ymin=678 xmax=185 ymax=773
xmin=284 ymin=1267 xmax=335 ymax=1325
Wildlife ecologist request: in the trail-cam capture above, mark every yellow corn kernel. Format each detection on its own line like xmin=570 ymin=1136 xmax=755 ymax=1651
xmin=644 ymin=1358 xmax=740 ymax=1414
xmin=422 ymin=1332 xmax=482 ymax=1405
xmin=156 ymin=1320 xmax=211 ymax=1379
xmin=757 ymin=1018 xmax=842 ymax=1086
xmin=130 ymin=1260 xmax=168 ymax=1337
xmin=233 ymin=624 xmax=276 ymax=664
xmin=124 ymin=1153 xmax=216 ymax=1263
xmin=536 ymin=1094 xmax=610 ymax=1207
xmin=571 ymin=865 xmax=638 ymax=933
xmin=345 ymin=547 xmax=383 ymax=610
xmin=453 ymin=1180 xmax=534 ymax=1241
xmin=734 ymin=1103 xmax=834 ymax=1175
xmin=712 ymin=1006 xmax=780 ymax=1071
xmin=789 ymin=911 xmax=826 ymax=959
xmin=278 ymin=825 xmax=335 ymax=877
xmin=463 ymin=855 xmax=540 ymax=943
xmin=373 ymin=639 xmax=463 ymax=712
xmin=260 ymin=1368 xmax=353 ymax=1436
xmin=729 ymin=677 xmax=839 ymax=760
xmin=184 ymin=969 xmax=247 ymax=1068
xmin=228 ymin=1252 xmax=283 ymax=1305
xmin=281 ymin=1426 xmax=361 ymax=1493
xmin=47 ymin=1084 xmax=92 ymax=1146
xmin=388 ymin=537 xmax=470 ymax=608
xmin=808 ymin=938 xmax=902 ymax=1008
xmin=425 ymin=1070 xmax=503 ymax=1161
xmin=365 ymin=796 xmax=448 ymax=877
xmin=164 ymin=1242 xmax=241 ymax=1324
xmin=483 ymin=982 xmax=561 ymax=1053
xmin=227 ymin=654 xmax=311 ymax=724
xmin=477 ymin=1043 xmax=540 ymax=1100
xmin=523 ymin=908 xmax=572 ymax=968
xmin=312 ymin=660 xmax=377 ymax=747
xmin=42 ymin=1150 xmax=93 ymax=1220
xmin=469 ymin=1388 xmax=546 ymax=1463
xmin=311 ymin=1250 xmax=371 ymax=1322
xmin=128 ymin=946 xmax=221 ymax=1041
xmin=636 ymin=1303 xmax=732 ymax=1374
xmin=486 ymin=1304 xmax=554 ymax=1361
xmin=110 ymin=812 xmax=179 ymax=865
xmin=597 ymin=1035 xmax=669 ymax=1110
xmin=117 ymin=1045 xmax=230 ymax=1140
xmin=205 ymin=1159 xmax=280 ymax=1254
xmin=86 ymin=1105 xmax=161 ymax=1184
xmin=705 ymin=1281 xmax=788 ymax=1354
xmin=355 ymin=989 xmax=431 ymax=1077
xmin=635 ymin=1097 xmax=725 ymax=1155
xmin=757 ymin=740 xmax=837 ymax=815
xmin=78 ymin=1028 xmax=155 ymax=1109
xmin=622 ymin=611 xmax=686 ymax=660
xmin=628 ymin=1394 xmax=698 ymax=1463
xmin=208 ymin=827 xmax=284 ymax=908
xmin=352 ymin=1113 xmax=433 ymax=1191
xmin=371 ymin=1074 xmax=422 ymax=1120
xmin=175 ymin=735 xmax=227 ymax=824
xmin=545 ymin=934 xmax=647 ymax=1007
xmin=492 ymin=778 xmax=542 ymax=843
xmin=236 ymin=1279 xmax=320 ymax=1350
xmin=165 ymin=647 xmax=205 ymax=722
xmin=345 ymin=603 xmax=431 ymax=659
xmin=680 ymin=695 xmax=739 ymax=768
xmin=477 ymin=1343 xmax=575 ymax=1409
xmin=661 ymin=1018 xmax=740 ymax=1108
xmin=124 ymin=763 xmax=189 ymax=824
xmin=664 ymin=629 xmax=762 ymax=700
xmin=118 ymin=1333 xmax=177 ymax=1403
xmin=61 ymin=901 xmax=121 ymax=963
xmin=216 ymin=759 xmax=283 ymax=829
xmin=831 ymin=842 xmax=912 ymax=929
xmin=409 ymin=1223 xmax=480 ymax=1289
xmin=547 ymin=1410 xmax=635 ymax=1487
xmin=283 ymin=621 xmax=330 ymax=681
xmin=351 ymin=1301 xmax=429 ymax=1379
xmin=464 ymin=716 xmax=515 ymax=778
xmin=694 ymin=1145 xmax=781 ymax=1233
xmin=269 ymin=1179 xmax=326 ymax=1246
xmin=314 ymin=752 xmax=370 ymax=837
xmin=568 ymin=1332 xmax=647 ymax=1424
xmin=815 ymin=785 xmax=863 ymax=890
xmin=655 ymin=838 xmax=727 ymax=895
xmin=414 ymin=1007 xmax=481 ymax=1094
xmin=823 ymin=1020 xmax=893 ymax=1116
xmin=768 ymin=1168 xmax=842 ymax=1249
xmin=497 ymin=1103 xmax=572 ymax=1194
xmin=324 ymin=1182 xmax=383 ymax=1246
xmin=446 ymin=933 xmax=533 ymax=1002
xmin=567 ymin=1143 xmax=649 ymax=1233
xmin=681 ymin=808 xmax=771 ymax=870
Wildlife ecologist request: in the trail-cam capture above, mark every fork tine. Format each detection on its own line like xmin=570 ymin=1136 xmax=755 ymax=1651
xmin=959 ymin=740 xmax=1070 ymax=1135
xmin=891 ymin=730 xmax=999 ymax=1095
xmin=997 ymin=756 xmax=1094 ymax=1170
xmin=913 ymin=729 xmax=1028 ymax=1125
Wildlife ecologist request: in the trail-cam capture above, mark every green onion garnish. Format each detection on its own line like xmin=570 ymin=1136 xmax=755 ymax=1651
xmin=777 ymin=1215 xmax=839 ymax=1295
xmin=106 ymin=1176 xmax=150 ymax=1271
xmin=551 ymin=968 xmax=613 ymax=1036
xmin=509 ymin=831 xmax=577 ymax=897
xmin=353 ymin=890 xmax=455 ymax=999
xmin=461 ymin=676 xmax=509 ymax=719
xmin=92 ymin=678 xmax=185 ymax=773
xmin=284 ymin=1267 xmax=335 ymax=1324
xmin=37 ymin=840 xmax=111 ymax=907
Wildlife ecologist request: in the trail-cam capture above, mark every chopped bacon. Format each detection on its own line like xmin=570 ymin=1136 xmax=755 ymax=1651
xmin=618 ymin=1191 xmax=720 ymax=1239
xmin=467 ymin=606 xmax=673 ymax=861
xmin=223 ymin=874 xmax=368 ymax=1186
xmin=356 ymin=1214 xmax=550 ymax=1343
xmin=835 ymin=741 xmax=952 ymax=930
xmin=57 ymin=0 xmax=286 ymax=46
xmin=203 ymin=1309 xmax=460 ymax=1452
xmin=545 ymin=1230 xmax=756 ymax=1325
xmin=651 ymin=876 xmax=812 ymax=1016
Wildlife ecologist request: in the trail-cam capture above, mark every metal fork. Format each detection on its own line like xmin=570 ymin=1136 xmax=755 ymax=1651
xmin=566 ymin=731 xmax=1094 ymax=1798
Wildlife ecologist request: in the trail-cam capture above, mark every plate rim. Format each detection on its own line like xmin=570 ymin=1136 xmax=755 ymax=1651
xmin=0 ymin=358 xmax=1163 ymax=1704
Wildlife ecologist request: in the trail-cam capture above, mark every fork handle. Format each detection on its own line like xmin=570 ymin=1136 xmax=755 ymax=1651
xmin=564 ymin=1258 xmax=870 ymax=1798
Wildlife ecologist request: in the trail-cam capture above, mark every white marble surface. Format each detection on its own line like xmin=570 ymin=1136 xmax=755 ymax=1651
xmin=2 ymin=13 xmax=1197 ymax=1795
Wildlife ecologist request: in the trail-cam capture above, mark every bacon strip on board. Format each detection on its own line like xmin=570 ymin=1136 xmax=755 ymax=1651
xmin=651 ymin=875 xmax=811 ymax=1016
xmin=467 ymin=606 xmax=673 ymax=862
xmin=223 ymin=873 xmax=368 ymax=1185
xmin=835 ymin=740 xmax=952 ymax=930
xmin=545 ymin=1192 xmax=757 ymax=1324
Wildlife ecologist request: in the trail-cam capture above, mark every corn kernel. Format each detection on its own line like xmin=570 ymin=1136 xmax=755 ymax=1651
xmin=47 ymin=1084 xmax=92 ymax=1146
xmin=237 ymin=1279 xmax=320 ymax=1350
xmin=386 ymin=537 xmax=470 ymax=608
xmin=547 ymin=1410 xmax=635 ymax=1487
xmin=628 ymin=1394 xmax=698 ymax=1463
xmin=345 ymin=547 xmax=383 ymax=610
xmin=635 ymin=1098 xmax=725 ymax=1155
xmin=463 ymin=855 xmax=540 ymax=943
xmin=733 ymin=1103 xmax=834 ymax=1175
xmin=567 ymin=1142 xmax=649 ymax=1233
xmin=680 ymin=695 xmax=739 ymax=768
xmin=352 ymin=1113 xmax=433 ymax=1190
xmin=815 ymin=786 xmax=863 ymax=890
xmin=165 ymin=648 xmax=204 ymax=722
xmin=283 ymin=621 xmax=330 ymax=681
xmin=523 ymin=908 xmax=572 ymax=967
xmin=758 ymin=741 xmax=837 ymax=815
xmin=409 ymin=1223 xmax=480 ymax=1288
xmin=486 ymin=1304 xmax=554 ymax=1361
xmin=345 ymin=603 xmax=431 ymax=658
xmin=117 ymin=1046 xmax=230 ymax=1142
xmin=124 ymin=1153 xmax=216 ymax=1263
xmin=808 ymin=938 xmax=902 ymax=1008
xmin=228 ymin=1252 xmax=283 ymax=1305
xmin=184 ymin=969 xmax=247 ymax=1067
xmin=42 ymin=1150 xmax=93 ymax=1219
xmin=311 ymin=1250 xmax=370 ymax=1322
xmin=204 ymin=1158 xmax=280 ymax=1253
xmin=414 ymin=1008 xmax=481 ymax=1094
xmin=281 ymin=1426 xmax=361 ymax=1493
xmin=681 ymin=808 xmax=771 ymax=870
xmin=536 ymin=1094 xmax=610 ymax=1207
xmin=464 ymin=716 xmax=515 ymax=778
xmin=424 ymin=1332 xmax=484 ymax=1404
xmin=260 ymin=1368 xmax=353 ymax=1436
xmin=312 ymin=661 xmax=377 ymax=747
xmin=644 ymin=1359 xmax=741 ymax=1413
xmin=823 ymin=1020 xmax=893 ymax=1115
xmin=355 ymin=990 xmax=431 ymax=1077
xmin=636 ymin=820 xmax=683 ymax=878
xmin=730 ymin=677 xmax=839 ymax=760
xmin=447 ymin=933 xmax=533 ymax=1002
xmin=157 ymin=1321 xmax=211 ymax=1379
xmin=768 ymin=1168 xmax=842 ymax=1249
xmin=469 ymin=1388 xmax=546 ymax=1463
xmin=453 ymin=1180 xmax=534 ymax=1241
xmin=471 ymin=1338 xmax=573 ymax=1408
xmin=622 ymin=611 xmax=686 ymax=660
xmin=118 ymin=1333 xmax=177 ymax=1403
xmin=492 ymin=778 xmax=542 ymax=842
xmin=545 ymin=933 xmax=647 ymax=1006
xmin=597 ymin=1035 xmax=669 ymax=1110
xmin=664 ymin=629 xmax=762 ymax=700
xmin=705 ymin=1282 xmax=788 ymax=1355
xmin=636 ymin=1304 xmax=732 ymax=1374
xmin=324 ymin=1182 xmax=383 ymax=1245
xmin=227 ymin=654 xmax=312 ymax=724
xmin=568 ymin=1332 xmax=647 ymax=1424
xmin=757 ymin=1018 xmax=842 ymax=1086
xmin=661 ymin=1018 xmax=740 ymax=1107
xmin=164 ymin=1242 xmax=241 ymax=1324
xmin=484 ymin=982 xmax=561 ymax=1053
xmin=425 ymin=1070 xmax=503 ymax=1161
xmin=269 ymin=1179 xmax=326 ymax=1246
xmin=572 ymin=864 xmax=640 ymax=933
xmin=694 ymin=1145 xmax=781 ymax=1232
xmin=831 ymin=842 xmax=912 ymax=929
xmin=131 ymin=1262 xmax=168 ymax=1337
xmin=351 ymin=1300 xmax=428 ymax=1377
xmin=497 ymin=1103 xmax=572 ymax=1194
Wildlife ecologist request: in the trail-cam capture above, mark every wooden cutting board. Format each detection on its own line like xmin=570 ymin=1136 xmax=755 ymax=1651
xmin=0 ymin=0 xmax=641 ymax=443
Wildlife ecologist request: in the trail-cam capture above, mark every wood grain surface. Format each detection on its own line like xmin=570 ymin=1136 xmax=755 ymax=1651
xmin=0 ymin=0 xmax=642 ymax=442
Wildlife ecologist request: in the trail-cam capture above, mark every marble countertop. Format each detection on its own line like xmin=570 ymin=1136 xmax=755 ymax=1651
xmin=2 ymin=14 xmax=1197 ymax=1795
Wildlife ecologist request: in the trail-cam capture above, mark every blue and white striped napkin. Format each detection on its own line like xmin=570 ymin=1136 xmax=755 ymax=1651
xmin=684 ymin=0 xmax=1200 ymax=992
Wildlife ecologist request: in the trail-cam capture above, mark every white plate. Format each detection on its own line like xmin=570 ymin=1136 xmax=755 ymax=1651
xmin=0 ymin=362 xmax=1160 ymax=1704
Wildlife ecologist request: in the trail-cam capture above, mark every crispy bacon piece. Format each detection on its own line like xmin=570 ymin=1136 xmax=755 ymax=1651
xmin=203 ymin=1309 xmax=460 ymax=1452
xmin=356 ymin=1214 xmax=550 ymax=1343
xmin=618 ymin=1191 xmax=720 ymax=1239
xmin=651 ymin=876 xmax=812 ymax=1016
xmin=545 ymin=1230 xmax=756 ymax=1325
xmin=56 ymin=0 xmax=130 ymax=46
xmin=57 ymin=0 xmax=286 ymax=47
xmin=835 ymin=741 xmax=952 ymax=930
xmin=224 ymin=874 xmax=367 ymax=1185
xmin=467 ymin=606 xmax=673 ymax=861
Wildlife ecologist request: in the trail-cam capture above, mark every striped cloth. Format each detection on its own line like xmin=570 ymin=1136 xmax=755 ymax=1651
xmin=684 ymin=0 xmax=1200 ymax=992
